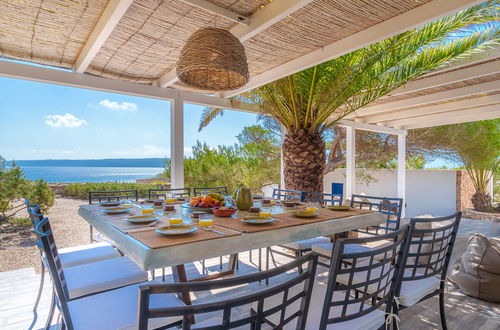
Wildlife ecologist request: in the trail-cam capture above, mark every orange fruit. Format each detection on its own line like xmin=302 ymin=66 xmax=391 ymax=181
xmin=202 ymin=196 xmax=213 ymax=203
xmin=190 ymin=200 xmax=198 ymax=206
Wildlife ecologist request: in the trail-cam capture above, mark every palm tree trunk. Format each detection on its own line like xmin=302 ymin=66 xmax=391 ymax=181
xmin=282 ymin=130 xmax=325 ymax=193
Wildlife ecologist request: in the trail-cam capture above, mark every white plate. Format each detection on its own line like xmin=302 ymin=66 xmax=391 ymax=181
xmin=102 ymin=207 xmax=131 ymax=214
xmin=241 ymin=217 xmax=276 ymax=224
xmin=155 ymin=225 xmax=198 ymax=235
xmin=99 ymin=201 xmax=122 ymax=207
xmin=124 ymin=215 xmax=160 ymax=224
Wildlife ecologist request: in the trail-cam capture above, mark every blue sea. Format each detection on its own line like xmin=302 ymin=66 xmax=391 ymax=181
xmin=20 ymin=166 xmax=164 ymax=183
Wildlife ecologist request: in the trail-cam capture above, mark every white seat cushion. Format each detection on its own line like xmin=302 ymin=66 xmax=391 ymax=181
xmin=281 ymin=237 xmax=331 ymax=250
xmin=65 ymin=257 xmax=148 ymax=299
xmin=59 ymin=242 xmax=121 ymax=268
xmin=68 ymin=280 xmax=184 ymax=330
xmin=253 ymin=271 xmax=385 ymax=330
xmin=335 ymin=260 xmax=440 ymax=307
xmin=398 ymin=276 xmax=440 ymax=306
xmin=311 ymin=243 xmax=373 ymax=258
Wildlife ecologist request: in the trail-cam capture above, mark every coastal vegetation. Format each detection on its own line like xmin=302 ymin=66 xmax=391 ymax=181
xmin=64 ymin=182 xmax=163 ymax=200
xmin=0 ymin=157 xmax=55 ymax=225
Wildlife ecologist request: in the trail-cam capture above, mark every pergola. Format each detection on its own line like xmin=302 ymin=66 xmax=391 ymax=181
xmin=1 ymin=0 xmax=499 ymax=217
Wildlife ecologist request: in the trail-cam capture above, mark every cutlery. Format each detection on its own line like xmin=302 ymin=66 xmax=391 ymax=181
xmin=202 ymin=227 xmax=227 ymax=235
xmin=126 ymin=221 xmax=159 ymax=230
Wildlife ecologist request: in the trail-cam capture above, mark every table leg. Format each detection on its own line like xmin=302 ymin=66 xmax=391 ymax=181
xmin=171 ymin=265 xmax=192 ymax=305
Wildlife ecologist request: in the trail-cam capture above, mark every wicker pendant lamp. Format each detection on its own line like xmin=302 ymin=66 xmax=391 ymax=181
xmin=176 ymin=27 xmax=249 ymax=91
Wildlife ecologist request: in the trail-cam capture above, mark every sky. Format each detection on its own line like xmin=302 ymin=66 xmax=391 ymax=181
xmin=0 ymin=77 xmax=259 ymax=161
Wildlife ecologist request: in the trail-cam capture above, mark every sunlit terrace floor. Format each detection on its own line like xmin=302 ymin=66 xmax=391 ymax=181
xmin=0 ymin=199 xmax=498 ymax=329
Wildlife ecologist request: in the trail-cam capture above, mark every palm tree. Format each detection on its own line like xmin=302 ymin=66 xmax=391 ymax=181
xmin=199 ymin=1 xmax=499 ymax=193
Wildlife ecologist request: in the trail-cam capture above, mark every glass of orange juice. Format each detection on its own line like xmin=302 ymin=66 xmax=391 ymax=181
xmin=260 ymin=207 xmax=272 ymax=218
xmin=306 ymin=202 xmax=319 ymax=213
xmin=198 ymin=214 xmax=215 ymax=228
xmin=142 ymin=205 xmax=154 ymax=215
xmin=169 ymin=217 xmax=184 ymax=225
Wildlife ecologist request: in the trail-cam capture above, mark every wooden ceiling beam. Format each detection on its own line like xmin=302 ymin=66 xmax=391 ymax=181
xmin=73 ymin=0 xmax=134 ymax=73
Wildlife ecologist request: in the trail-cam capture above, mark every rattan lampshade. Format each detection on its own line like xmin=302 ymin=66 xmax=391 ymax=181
xmin=176 ymin=27 xmax=249 ymax=91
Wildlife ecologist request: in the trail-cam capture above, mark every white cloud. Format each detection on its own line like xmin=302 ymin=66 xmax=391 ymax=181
xmin=99 ymin=99 xmax=138 ymax=112
xmin=45 ymin=113 xmax=88 ymax=128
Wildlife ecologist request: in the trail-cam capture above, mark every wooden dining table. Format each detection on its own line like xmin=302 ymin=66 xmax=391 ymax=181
xmin=78 ymin=201 xmax=385 ymax=270
xmin=79 ymin=202 xmax=384 ymax=304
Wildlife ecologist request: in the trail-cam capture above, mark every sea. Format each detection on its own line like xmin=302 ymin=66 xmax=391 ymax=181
xmin=20 ymin=166 xmax=164 ymax=183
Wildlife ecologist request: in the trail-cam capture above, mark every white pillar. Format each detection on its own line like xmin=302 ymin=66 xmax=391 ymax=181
xmin=280 ymin=125 xmax=286 ymax=189
xmin=345 ymin=126 xmax=356 ymax=200
xmin=397 ymin=132 xmax=407 ymax=217
xmin=170 ymin=99 xmax=184 ymax=189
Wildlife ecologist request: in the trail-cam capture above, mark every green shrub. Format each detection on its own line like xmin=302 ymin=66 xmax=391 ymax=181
xmin=27 ymin=179 xmax=55 ymax=214
xmin=64 ymin=182 xmax=163 ymax=200
xmin=9 ymin=217 xmax=31 ymax=227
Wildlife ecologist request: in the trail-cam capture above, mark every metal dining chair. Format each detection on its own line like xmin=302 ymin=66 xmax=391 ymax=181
xmin=393 ymin=212 xmax=462 ymax=330
xmin=32 ymin=216 xmax=148 ymax=329
xmin=88 ymin=189 xmax=139 ymax=242
xmin=272 ymin=188 xmax=303 ymax=201
xmin=193 ymin=186 xmax=228 ymax=196
xmin=33 ymin=218 xmax=185 ymax=330
xmin=148 ymin=187 xmax=190 ymax=199
xmin=137 ymin=253 xmax=319 ymax=329
xmin=25 ymin=200 xmax=122 ymax=329
xmin=262 ymin=227 xmax=410 ymax=329
xmin=267 ymin=191 xmax=344 ymax=272
xmin=312 ymin=194 xmax=403 ymax=266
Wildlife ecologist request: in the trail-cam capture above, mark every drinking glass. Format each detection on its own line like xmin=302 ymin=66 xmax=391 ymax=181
xmin=306 ymin=202 xmax=320 ymax=212
xmin=198 ymin=213 xmax=215 ymax=228
xmin=260 ymin=207 xmax=272 ymax=218
xmin=142 ymin=205 xmax=154 ymax=215
xmin=168 ymin=216 xmax=184 ymax=225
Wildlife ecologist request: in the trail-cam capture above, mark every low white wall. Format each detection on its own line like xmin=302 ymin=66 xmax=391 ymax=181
xmin=324 ymin=169 xmax=457 ymax=218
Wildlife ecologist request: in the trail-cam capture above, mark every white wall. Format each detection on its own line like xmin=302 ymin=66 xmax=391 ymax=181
xmin=324 ymin=169 xmax=457 ymax=218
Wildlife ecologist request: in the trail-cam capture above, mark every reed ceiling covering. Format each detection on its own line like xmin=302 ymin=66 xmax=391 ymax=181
xmin=0 ymin=0 xmax=433 ymax=90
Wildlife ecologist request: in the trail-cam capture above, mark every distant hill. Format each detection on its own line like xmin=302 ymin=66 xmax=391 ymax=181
xmin=11 ymin=158 xmax=167 ymax=168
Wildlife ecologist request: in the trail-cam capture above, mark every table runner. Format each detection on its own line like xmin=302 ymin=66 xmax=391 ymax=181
xmin=214 ymin=208 xmax=374 ymax=233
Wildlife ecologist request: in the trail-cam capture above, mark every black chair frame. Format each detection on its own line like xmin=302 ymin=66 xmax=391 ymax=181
xmin=138 ymin=253 xmax=319 ymax=330
xmin=193 ymin=186 xmax=228 ymax=196
xmin=350 ymin=194 xmax=403 ymax=235
xmin=88 ymin=189 xmax=138 ymax=242
xmin=394 ymin=212 xmax=462 ymax=330
xmin=302 ymin=191 xmax=343 ymax=207
xmin=272 ymin=188 xmax=303 ymax=201
xmin=148 ymin=188 xmax=190 ymax=199
xmin=319 ymin=226 xmax=410 ymax=329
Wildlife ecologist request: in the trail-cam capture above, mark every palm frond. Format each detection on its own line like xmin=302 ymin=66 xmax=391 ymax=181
xmin=198 ymin=107 xmax=225 ymax=131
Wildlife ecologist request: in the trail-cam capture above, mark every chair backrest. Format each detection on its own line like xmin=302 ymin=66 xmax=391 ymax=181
xmin=193 ymin=186 xmax=228 ymax=196
xmin=88 ymin=190 xmax=138 ymax=204
xmin=320 ymin=226 xmax=410 ymax=329
xmin=272 ymin=188 xmax=303 ymax=201
xmin=33 ymin=218 xmax=73 ymax=328
xmin=137 ymin=253 xmax=319 ymax=330
xmin=25 ymin=199 xmax=43 ymax=225
xmin=401 ymin=212 xmax=462 ymax=283
xmin=302 ymin=191 xmax=343 ymax=206
xmin=148 ymin=188 xmax=190 ymax=199
xmin=350 ymin=194 xmax=403 ymax=235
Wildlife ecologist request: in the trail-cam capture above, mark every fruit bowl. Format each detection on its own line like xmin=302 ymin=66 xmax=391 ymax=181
xmin=187 ymin=193 xmax=225 ymax=209
xmin=213 ymin=206 xmax=237 ymax=217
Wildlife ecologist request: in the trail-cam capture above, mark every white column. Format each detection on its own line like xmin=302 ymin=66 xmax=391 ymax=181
xmin=345 ymin=126 xmax=356 ymax=200
xmin=397 ymin=132 xmax=407 ymax=217
xmin=170 ymin=99 xmax=184 ymax=189
xmin=280 ymin=125 xmax=286 ymax=189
